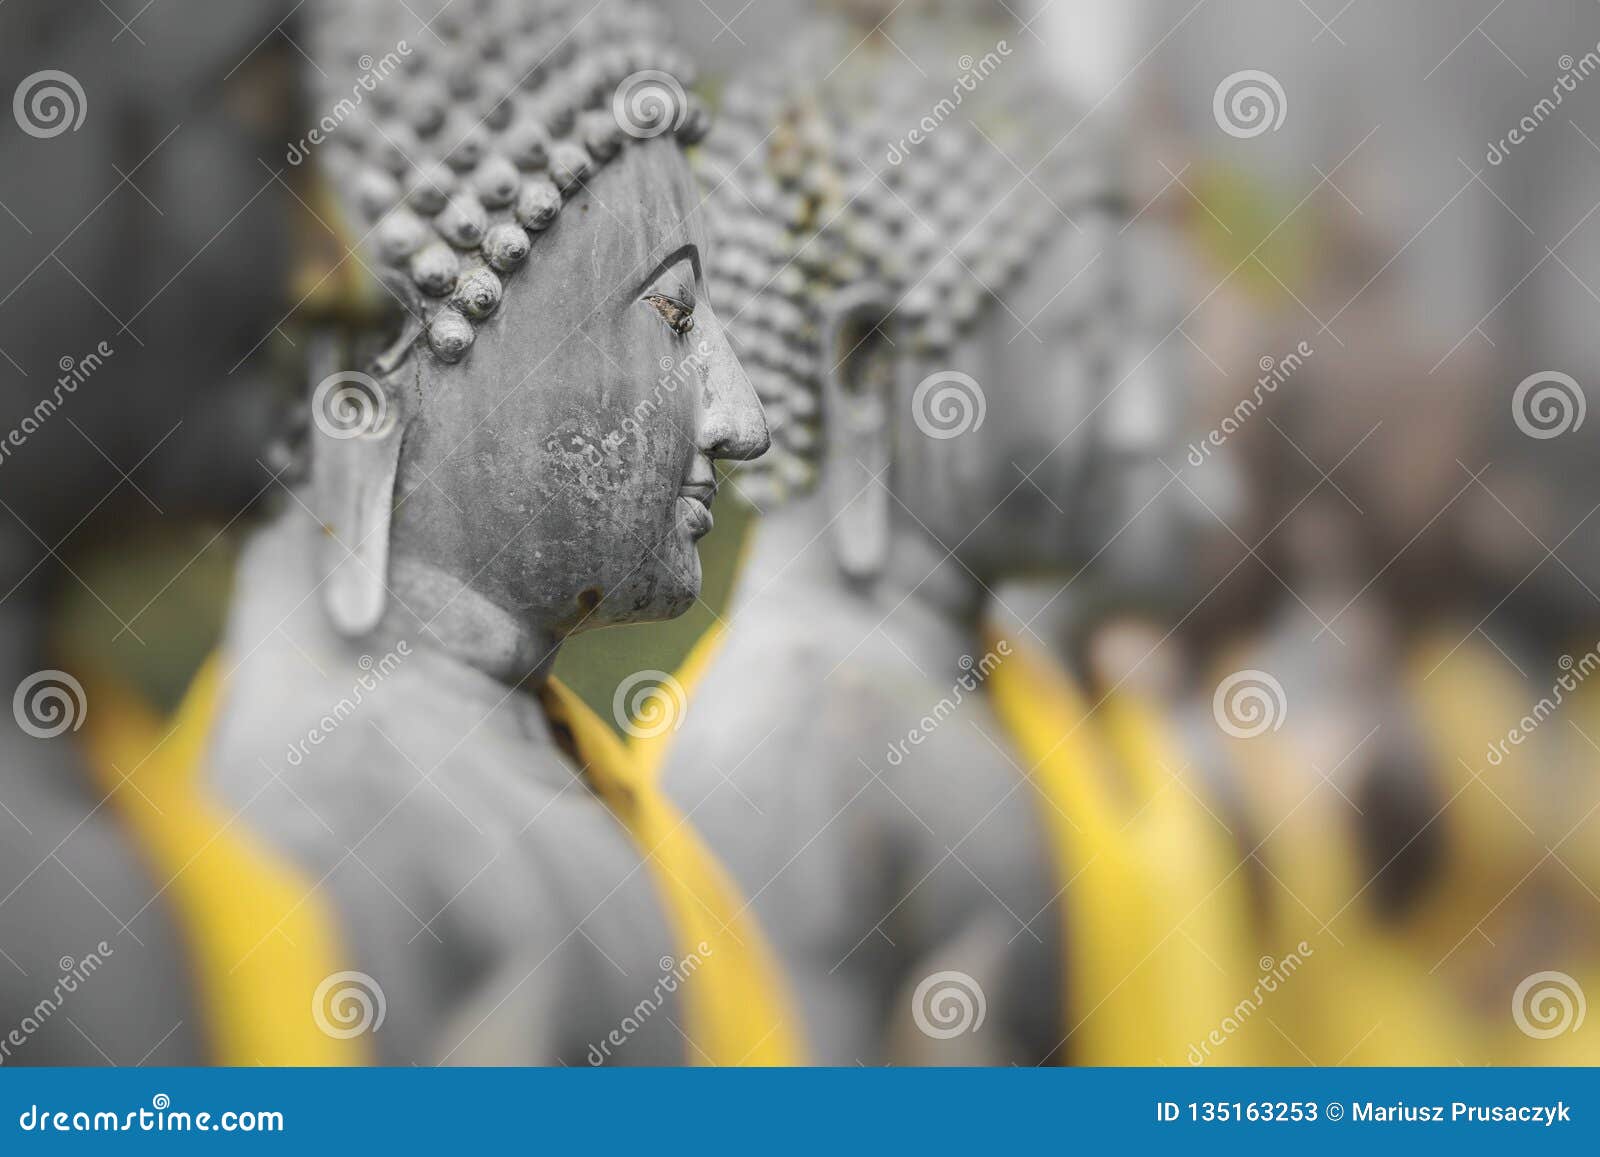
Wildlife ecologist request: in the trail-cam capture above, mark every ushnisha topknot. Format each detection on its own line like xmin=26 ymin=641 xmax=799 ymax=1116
xmin=693 ymin=16 xmax=1123 ymax=502
xmin=307 ymin=0 xmax=709 ymax=365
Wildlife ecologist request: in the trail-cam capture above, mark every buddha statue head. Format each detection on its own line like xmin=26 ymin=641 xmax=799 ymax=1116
xmin=692 ymin=14 xmax=1165 ymax=593
xmin=295 ymin=0 xmax=768 ymax=675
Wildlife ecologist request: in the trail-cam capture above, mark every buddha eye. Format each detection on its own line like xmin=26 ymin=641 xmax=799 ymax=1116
xmin=645 ymin=291 xmax=696 ymax=336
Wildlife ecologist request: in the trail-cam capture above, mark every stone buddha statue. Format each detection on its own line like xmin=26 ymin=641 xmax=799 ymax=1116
xmin=0 ymin=1 xmax=308 ymax=1066
xmin=189 ymin=0 xmax=785 ymax=1065
xmin=651 ymin=12 xmax=1167 ymax=1063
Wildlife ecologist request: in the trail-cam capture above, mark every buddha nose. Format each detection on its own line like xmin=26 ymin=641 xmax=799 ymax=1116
xmin=697 ymin=308 xmax=771 ymax=462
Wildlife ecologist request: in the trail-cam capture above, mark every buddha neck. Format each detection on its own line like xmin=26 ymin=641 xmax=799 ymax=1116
xmin=750 ymin=488 xmax=988 ymax=630
xmin=882 ymin=520 xmax=988 ymax=627
xmin=224 ymin=512 xmax=576 ymax=790
xmin=247 ymin=500 xmax=565 ymax=692
xmin=378 ymin=555 xmax=564 ymax=688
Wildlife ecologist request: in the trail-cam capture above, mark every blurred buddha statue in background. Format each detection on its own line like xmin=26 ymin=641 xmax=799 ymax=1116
xmin=0 ymin=1 xmax=303 ymax=1066
xmin=647 ymin=3 xmax=1261 ymax=1064
xmin=1188 ymin=220 xmax=1598 ymax=1063
xmin=1116 ymin=1 xmax=1600 ymax=1063
xmin=157 ymin=0 xmax=789 ymax=1066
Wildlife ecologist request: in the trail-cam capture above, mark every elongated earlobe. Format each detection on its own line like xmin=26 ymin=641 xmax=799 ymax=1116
xmin=306 ymin=335 xmax=410 ymax=638
xmin=820 ymin=286 xmax=895 ymax=583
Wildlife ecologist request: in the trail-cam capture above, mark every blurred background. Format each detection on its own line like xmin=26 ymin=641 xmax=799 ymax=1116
xmin=2 ymin=0 xmax=1598 ymax=1063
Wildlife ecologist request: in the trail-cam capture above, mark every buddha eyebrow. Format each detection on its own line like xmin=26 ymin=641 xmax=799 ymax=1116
xmin=634 ymin=243 xmax=698 ymax=298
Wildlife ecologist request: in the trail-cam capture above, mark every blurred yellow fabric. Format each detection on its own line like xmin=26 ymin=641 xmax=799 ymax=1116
xmin=78 ymin=618 xmax=1600 ymax=1067
xmin=82 ymin=660 xmax=368 ymax=1066
xmin=547 ymin=676 xmax=807 ymax=1066
xmin=1202 ymin=632 xmax=1600 ymax=1066
xmin=987 ymin=631 xmax=1268 ymax=1066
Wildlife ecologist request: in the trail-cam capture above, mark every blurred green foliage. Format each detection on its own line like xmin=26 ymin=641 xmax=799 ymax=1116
xmin=1189 ymin=161 xmax=1315 ymax=303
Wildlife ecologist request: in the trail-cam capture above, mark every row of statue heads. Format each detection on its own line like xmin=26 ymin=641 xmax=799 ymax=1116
xmin=4 ymin=0 xmax=1594 ymax=1069
xmin=0 ymin=0 xmax=1235 ymax=1075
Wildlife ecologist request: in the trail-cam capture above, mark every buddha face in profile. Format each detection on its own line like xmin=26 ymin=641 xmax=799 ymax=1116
xmin=888 ymin=210 xmax=1136 ymax=583
xmin=387 ymin=140 xmax=767 ymax=635
xmin=307 ymin=1 xmax=767 ymax=664
xmin=698 ymin=27 xmax=1167 ymax=591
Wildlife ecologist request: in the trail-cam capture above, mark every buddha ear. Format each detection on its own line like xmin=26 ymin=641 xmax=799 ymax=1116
xmin=308 ymin=298 xmax=420 ymax=638
xmin=819 ymin=285 xmax=896 ymax=583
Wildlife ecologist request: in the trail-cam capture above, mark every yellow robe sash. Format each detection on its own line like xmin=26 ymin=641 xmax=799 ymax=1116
xmin=543 ymin=675 xmax=805 ymax=1065
xmin=81 ymin=660 xmax=368 ymax=1065
xmin=89 ymin=654 xmax=801 ymax=1066
xmin=984 ymin=630 xmax=1264 ymax=1065
xmin=1402 ymin=634 xmax=1600 ymax=1065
